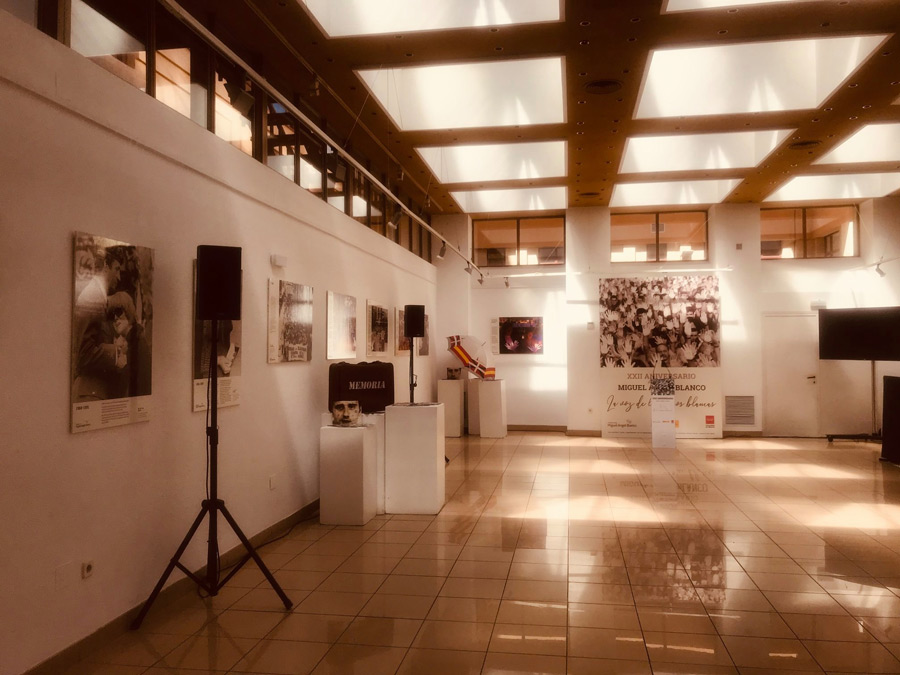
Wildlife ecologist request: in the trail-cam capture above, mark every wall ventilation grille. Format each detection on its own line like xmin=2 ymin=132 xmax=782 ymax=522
xmin=725 ymin=396 xmax=755 ymax=426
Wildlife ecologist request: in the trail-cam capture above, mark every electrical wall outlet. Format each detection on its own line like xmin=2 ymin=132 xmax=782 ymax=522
xmin=81 ymin=561 xmax=94 ymax=579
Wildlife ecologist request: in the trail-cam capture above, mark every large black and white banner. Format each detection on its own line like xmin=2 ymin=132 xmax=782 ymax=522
xmin=599 ymin=275 xmax=722 ymax=438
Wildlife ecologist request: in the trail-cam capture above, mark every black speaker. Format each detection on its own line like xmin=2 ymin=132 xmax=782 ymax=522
xmin=404 ymin=304 xmax=425 ymax=338
xmin=883 ymin=376 xmax=900 ymax=464
xmin=196 ymin=245 xmax=242 ymax=320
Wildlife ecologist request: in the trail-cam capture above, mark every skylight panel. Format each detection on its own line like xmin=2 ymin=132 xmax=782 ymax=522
xmin=620 ymin=130 xmax=792 ymax=173
xmin=357 ymin=58 xmax=565 ymax=131
xmin=814 ymin=123 xmax=900 ymax=165
xmin=636 ymin=35 xmax=887 ymax=119
xmin=300 ymin=0 xmax=560 ymax=37
xmin=764 ymin=173 xmax=900 ymax=201
xmin=417 ymin=141 xmax=566 ymax=184
xmin=609 ymin=179 xmax=740 ymax=207
xmin=451 ymin=186 xmax=566 ymax=213
xmin=663 ymin=0 xmax=823 ymax=12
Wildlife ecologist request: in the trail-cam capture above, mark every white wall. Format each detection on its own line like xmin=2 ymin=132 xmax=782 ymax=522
xmin=469 ymin=276 xmax=568 ymax=427
xmin=433 ymin=214 xmax=472 ymax=379
xmin=0 ymin=15 xmax=435 ymax=675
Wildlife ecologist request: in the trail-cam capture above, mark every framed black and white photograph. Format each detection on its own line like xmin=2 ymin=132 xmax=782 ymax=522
xmin=71 ymin=232 xmax=154 ymax=432
xmin=499 ymin=316 xmax=544 ymax=354
xmin=192 ymin=304 xmax=241 ymax=411
xmin=395 ymin=306 xmax=410 ymax=355
xmin=367 ymin=301 xmax=389 ymax=356
xmin=268 ymin=279 xmax=313 ymax=363
xmin=327 ymin=291 xmax=357 ymax=360
xmin=598 ymin=275 xmax=720 ymax=368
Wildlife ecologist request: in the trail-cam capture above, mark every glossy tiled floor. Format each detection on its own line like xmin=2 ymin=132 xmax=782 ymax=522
xmin=67 ymin=433 xmax=900 ymax=674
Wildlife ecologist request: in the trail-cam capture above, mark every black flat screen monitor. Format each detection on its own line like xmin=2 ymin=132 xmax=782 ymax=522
xmin=818 ymin=307 xmax=900 ymax=361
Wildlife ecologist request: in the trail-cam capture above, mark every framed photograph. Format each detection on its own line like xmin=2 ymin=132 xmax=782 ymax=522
xmin=327 ymin=291 xmax=357 ymax=360
xmin=598 ymin=275 xmax=720 ymax=368
xmin=367 ymin=302 xmax=389 ymax=356
xmin=192 ymin=273 xmax=241 ymax=411
xmin=395 ymin=306 xmax=410 ymax=355
xmin=499 ymin=317 xmax=544 ymax=354
xmin=418 ymin=314 xmax=430 ymax=356
xmin=268 ymin=279 xmax=313 ymax=363
xmin=71 ymin=232 xmax=154 ymax=432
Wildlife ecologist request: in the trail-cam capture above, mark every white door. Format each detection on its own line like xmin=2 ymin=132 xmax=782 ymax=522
xmin=763 ymin=314 xmax=819 ymax=437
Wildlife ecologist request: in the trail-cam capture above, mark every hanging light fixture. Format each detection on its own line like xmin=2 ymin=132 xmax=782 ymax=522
xmin=437 ymin=240 xmax=447 ymax=259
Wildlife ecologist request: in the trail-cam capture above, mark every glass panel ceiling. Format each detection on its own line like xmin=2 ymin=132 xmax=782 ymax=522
xmin=815 ymin=123 xmax=900 ymax=165
xmin=417 ymin=141 xmax=566 ymax=184
xmin=357 ymin=57 xmax=565 ymax=131
xmin=663 ymin=0 xmax=824 ymax=12
xmin=636 ymin=35 xmax=887 ymax=119
xmin=299 ymin=0 xmax=560 ymax=37
xmin=451 ymin=186 xmax=566 ymax=213
xmin=620 ymin=130 xmax=792 ymax=173
xmin=764 ymin=173 xmax=900 ymax=202
xmin=609 ymin=179 xmax=740 ymax=208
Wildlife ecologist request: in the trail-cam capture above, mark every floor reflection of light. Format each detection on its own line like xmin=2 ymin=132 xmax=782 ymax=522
xmin=496 ymin=634 xmax=565 ymax=641
xmin=769 ymin=653 xmax=799 ymax=658
xmin=809 ymin=504 xmax=900 ymax=530
xmin=741 ymin=463 xmax=861 ymax=479
xmin=646 ymin=643 xmax=716 ymax=654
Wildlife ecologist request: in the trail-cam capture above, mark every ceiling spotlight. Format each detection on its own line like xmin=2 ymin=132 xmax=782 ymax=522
xmin=464 ymin=264 xmax=473 ymax=275
xmin=437 ymin=240 xmax=447 ymax=260
xmin=876 ymin=263 xmax=886 ymax=277
xmin=387 ymin=210 xmax=401 ymax=230
xmin=478 ymin=274 xmax=484 ymax=285
xmin=504 ymin=277 xmax=510 ymax=288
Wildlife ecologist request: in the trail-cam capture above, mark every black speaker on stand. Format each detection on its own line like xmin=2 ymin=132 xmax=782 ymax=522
xmin=404 ymin=304 xmax=425 ymax=403
xmin=132 ymin=246 xmax=291 ymax=629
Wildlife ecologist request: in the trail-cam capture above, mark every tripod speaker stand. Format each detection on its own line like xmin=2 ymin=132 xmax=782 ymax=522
xmin=131 ymin=246 xmax=291 ymax=629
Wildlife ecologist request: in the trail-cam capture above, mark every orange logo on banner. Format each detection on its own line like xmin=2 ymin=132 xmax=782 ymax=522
xmin=706 ymin=415 xmax=715 ymax=425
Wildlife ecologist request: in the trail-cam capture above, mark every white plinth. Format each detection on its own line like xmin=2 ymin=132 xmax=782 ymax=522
xmin=467 ymin=379 xmax=480 ymax=435
xmin=319 ymin=425 xmax=377 ymax=525
xmin=478 ymin=379 xmax=507 ymax=438
xmin=321 ymin=412 xmax=386 ymax=514
xmin=651 ymin=396 xmax=676 ymax=449
xmin=438 ymin=380 xmax=464 ymax=437
xmin=385 ymin=404 xmax=445 ymax=514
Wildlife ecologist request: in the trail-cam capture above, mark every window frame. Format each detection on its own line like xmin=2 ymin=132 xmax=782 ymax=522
xmin=609 ymin=210 xmax=709 ymax=264
xmin=472 ymin=215 xmax=566 ymax=268
xmin=760 ymin=204 xmax=860 ymax=261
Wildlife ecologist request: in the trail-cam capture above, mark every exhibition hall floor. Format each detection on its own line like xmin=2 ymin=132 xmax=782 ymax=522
xmin=66 ymin=433 xmax=900 ymax=674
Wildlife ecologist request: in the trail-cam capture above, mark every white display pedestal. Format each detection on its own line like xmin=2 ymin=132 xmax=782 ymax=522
xmin=478 ymin=379 xmax=507 ymax=438
xmin=319 ymin=425 xmax=377 ymax=525
xmin=467 ymin=379 xmax=480 ymax=435
xmin=385 ymin=404 xmax=445 ymax=514
xmin=651 ymin=396 xmax=676 ymax=449
xmin=437 ymin=380 xmax=464 ymax=437
xmin=321 ymin=412 xmax=385 ymax=514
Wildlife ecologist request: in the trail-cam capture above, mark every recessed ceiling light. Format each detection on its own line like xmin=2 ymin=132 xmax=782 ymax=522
xmin=357 ymin=57 xmax=565 ymax=131
xmin=765 ymin=172 xmax=900 ymax=201
xmin=299 ymin=0 xmax=560 ymax=36
xmin=815 ymin=123 xmax=900 ymax=164
xmin=451 ymin=186 xmax=567 ymax=212
xmin=664 ymin=0 xmax=828 ymax=12
xmin=620 ymin=130 xmax=792 ymax=173
xmin=416 ymin=141 xmax=566 ymax=184
xmin=635 ymin=35 xmax=887 ymax=119
xmin=610 ymin=179 xmax=740 ymax=207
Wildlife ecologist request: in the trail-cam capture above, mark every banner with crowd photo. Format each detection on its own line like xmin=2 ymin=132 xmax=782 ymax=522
xmin=71 ymin=232 xmax=153 ymax=433
xmin=598 ymin=275 xmax=722 ymax=438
